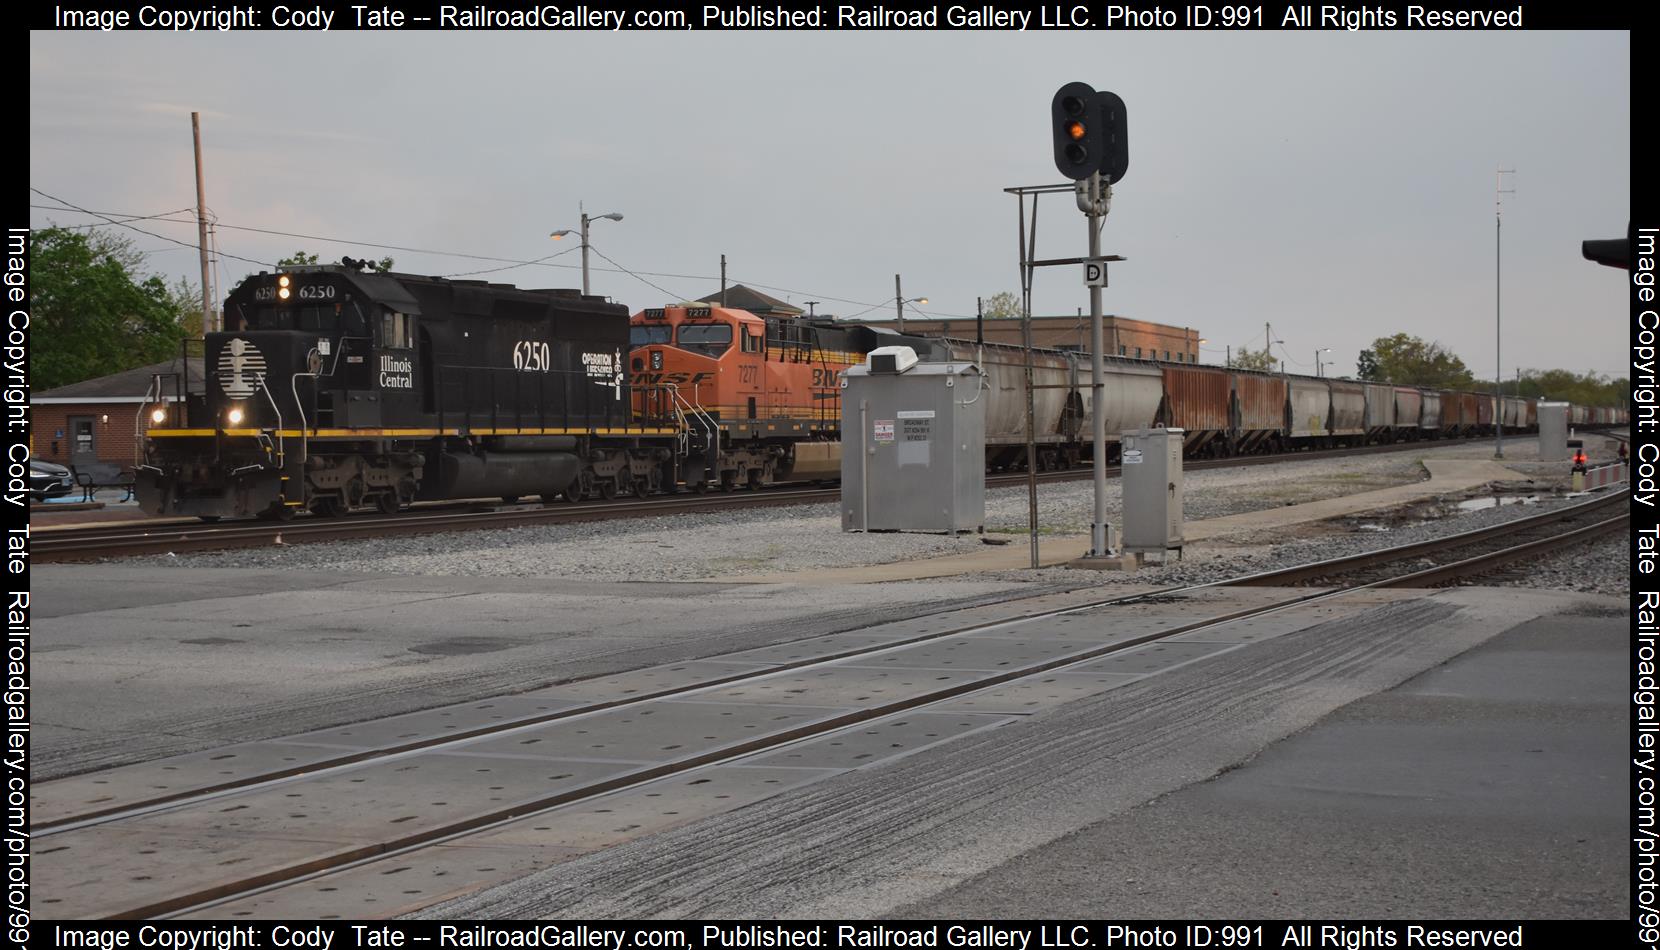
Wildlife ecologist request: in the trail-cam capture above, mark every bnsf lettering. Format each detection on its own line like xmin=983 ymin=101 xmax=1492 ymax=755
xmin=812 ymin=368 xmax=841 ymax=388
xmin=631 ymin=372 xmax=714 ymax=387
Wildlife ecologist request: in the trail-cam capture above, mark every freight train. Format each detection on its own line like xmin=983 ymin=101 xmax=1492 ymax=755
xmin=135 ymin=262 xmax=1628 ymax=519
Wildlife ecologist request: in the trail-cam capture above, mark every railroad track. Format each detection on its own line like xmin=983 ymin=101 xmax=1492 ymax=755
xmin=31 ymin=489 xmax=1625 ymax=919
xmin=34 ymin=439 xmax=1481 ymax=562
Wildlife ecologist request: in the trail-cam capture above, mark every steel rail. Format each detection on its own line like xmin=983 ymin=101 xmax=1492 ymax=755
xmin=36 ymin=439 xmax=1502 ymax=562
xmin=36 ymin=491 xmax=1624 ymax=919
xmin=39 ymin=489 xmax=1628 ymax=835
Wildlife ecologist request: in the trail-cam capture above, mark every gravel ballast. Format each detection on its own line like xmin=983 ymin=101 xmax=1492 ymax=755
xmin=155 ymin=437 xmax=1629 ymax=597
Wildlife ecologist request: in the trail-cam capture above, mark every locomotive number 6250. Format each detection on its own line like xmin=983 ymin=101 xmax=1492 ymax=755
xmin=512 ymin=340 xmax=552 ymax=372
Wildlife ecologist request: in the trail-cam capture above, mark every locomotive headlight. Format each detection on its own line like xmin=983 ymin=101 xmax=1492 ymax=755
xmin=150 ymin=407 xmax=167 ymax=424
xmin=227 ymin=406 xmax=244 ymax=426
xmin=278 ymin=287 xmax=291 ymax=300
xmin=278 ymin=275 xmax=291 ymax=287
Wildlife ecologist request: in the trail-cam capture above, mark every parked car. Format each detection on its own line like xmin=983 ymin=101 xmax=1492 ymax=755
xmin=29 ymin=458 xmax=75 ymax=501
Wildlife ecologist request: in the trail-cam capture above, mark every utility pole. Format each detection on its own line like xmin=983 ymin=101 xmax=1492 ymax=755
xmin=804 ymin=300 xmax=819 ymax=318
xmin=895 ymin=274 xmax=904 ymax=331
xmin=1494 ymin=167 xmax=1515 ymax=458
xmin=720 ymin=254 xmax=727 ymax=307
xmin=191 ymin=112 xmax=213 ymax=334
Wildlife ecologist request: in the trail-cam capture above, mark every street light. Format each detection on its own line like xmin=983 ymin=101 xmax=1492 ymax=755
xmin=550 ymin=209 xmax=623 ymax=297
xmin=1315 ymin=347 xmax=1332 ymax=377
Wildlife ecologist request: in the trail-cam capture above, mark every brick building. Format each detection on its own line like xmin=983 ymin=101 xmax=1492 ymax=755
xmin=31 ymin=359 xmax=201 ymax=468
xmin=859 ymin=314 xmax=1202 ymax=363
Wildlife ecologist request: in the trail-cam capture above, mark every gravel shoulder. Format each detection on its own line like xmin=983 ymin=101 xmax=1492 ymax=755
xmin=153 ymin=435 xmax=1630 ymax=599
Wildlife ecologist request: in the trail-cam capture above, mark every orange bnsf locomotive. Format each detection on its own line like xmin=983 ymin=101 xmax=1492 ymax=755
xmin=628 ymin=302 xmax=946 ymax=490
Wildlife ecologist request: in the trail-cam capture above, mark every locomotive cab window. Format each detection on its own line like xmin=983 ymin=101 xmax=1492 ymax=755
xmin=676 ymin=323 xmax=732 ymax=356
xmin=740 ymin=325 xmax=761 ymax=354
xmin=382 ymin=311 xmax=412 ymax=349
xmin=631 ymin=325 xmax=671 ymax=346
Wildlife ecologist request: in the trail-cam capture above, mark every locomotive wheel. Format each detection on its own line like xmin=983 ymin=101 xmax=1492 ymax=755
xmin=633 ymin=477 xmax=651 ymax=499
xmin=718 ymin=472 xmax=735 ymax=492
xmin=375 ymin=492 xmax=401 ymax=515
xmin=310 ymin=496 xmax=345 ymax=518
xmin=598 ymin=480 xmax=617 ymax=501
xmin=747 ymin=470 xmax=764 ymax=491
xmin=689 ymin=480 xmax=708 ymax=494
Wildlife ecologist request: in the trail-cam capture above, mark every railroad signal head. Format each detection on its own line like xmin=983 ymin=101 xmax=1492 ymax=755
xmin=1052 ymin=82 xmax=1103 ymax=180
xmin=1093 ymin=90 xmax=1129 ymax=184
xmin=1050 ymin=83 xmax=1130 ymax=183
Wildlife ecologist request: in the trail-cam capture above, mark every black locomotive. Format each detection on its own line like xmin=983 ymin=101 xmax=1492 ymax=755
xmin=137 ymin=262 xmax=681 ymax=519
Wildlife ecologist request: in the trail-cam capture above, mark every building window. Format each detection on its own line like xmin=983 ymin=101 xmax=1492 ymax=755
xmin=1135 ymin=347 xmax=1142 ymax=359
xmin=1119 ymin=345 xmax=1126 ymax=356
xmin=1164 ymin=350 xmax=1170 ymax=361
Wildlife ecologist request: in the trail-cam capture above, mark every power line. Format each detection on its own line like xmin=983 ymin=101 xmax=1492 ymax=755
xmin=32 ymin=193 xmax=980 ymax=317
xmin=31 ymin=188 xmax=272 ymax=268
xmin=440 ymin=245 xmax=581 ymax=279
xmin=584 ymin=245 xmax=689 ymax=301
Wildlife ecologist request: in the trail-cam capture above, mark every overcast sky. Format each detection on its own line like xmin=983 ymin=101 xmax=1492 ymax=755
xmin=29 ymin=29 xmax=1630 ymax=379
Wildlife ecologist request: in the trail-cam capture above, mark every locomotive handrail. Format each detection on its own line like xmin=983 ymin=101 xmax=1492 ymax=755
xmin=291 ymin=347 xmax=319 ymax=463
xmin=135 ymin=374 xmax=160 ymax=466
xmin=256 ymin=374 xmax=285 ymax=469
xmin=666 ymin=383 xmax=720 ymax=486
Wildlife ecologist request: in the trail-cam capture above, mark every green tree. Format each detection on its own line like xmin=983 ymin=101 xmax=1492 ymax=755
xmin=1230 ymin=345 xmax=1278 ymax=372
xmin=30 ymin=228 xmax=191 ymax=390
xmin=167 ymin=276 xmax=204 ymax=338
xmin=1356 ymin=349 xmax=1379 ymax=380
xmin=1515 ymin=369 xmax=1630 ymax=408
xmin=981 ymin=291 xmax=1021 ymax=319
xmin=1355 ymin=333 xmax=1474 ymax=388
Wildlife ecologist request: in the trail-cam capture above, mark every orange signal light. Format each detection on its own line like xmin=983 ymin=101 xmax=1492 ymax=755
xmin=1066 ymin=120 xmax=1087 ymax=140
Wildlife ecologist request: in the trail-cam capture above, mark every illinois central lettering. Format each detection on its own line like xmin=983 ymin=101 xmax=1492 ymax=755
xmin=379 ymin=354 xmax=414 ymax=389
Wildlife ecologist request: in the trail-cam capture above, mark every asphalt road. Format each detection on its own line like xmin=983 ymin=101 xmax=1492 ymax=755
xmin=430 ymin=587 xmax=1620 ymax=919
xmin=30 ymin=564 xmax=1054 ymax=779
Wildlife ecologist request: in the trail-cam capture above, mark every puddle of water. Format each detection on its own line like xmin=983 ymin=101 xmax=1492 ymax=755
xmin=1338 ymin=494 xmax=1544 ymax=534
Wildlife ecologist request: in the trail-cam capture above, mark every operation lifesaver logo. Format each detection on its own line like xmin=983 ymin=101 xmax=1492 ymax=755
xmin=216 ymin=338 xmax=267 ymax=399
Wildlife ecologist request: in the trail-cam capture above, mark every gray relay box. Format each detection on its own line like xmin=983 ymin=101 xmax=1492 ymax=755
xmin=1537 ymin=401 xmax=1568 ymax=461
xmin=841 ymin=352 xmax=985 ymax=533
xmin=1120 ymin=427 xmax=1184 ymax=559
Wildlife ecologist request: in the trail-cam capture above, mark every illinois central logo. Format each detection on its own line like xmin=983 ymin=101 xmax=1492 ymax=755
xmin=216 ymin=338 xmax=268 ymax=398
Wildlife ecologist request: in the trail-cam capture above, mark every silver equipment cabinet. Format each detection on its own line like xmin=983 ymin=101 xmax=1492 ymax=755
xmin=1120 ymin=427 xmax=1183 ymax=560
xmin=841 ymin=347 xmax=985 ymax=533
xmin=1537 ymin=401 xmax=1568 ymax=461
